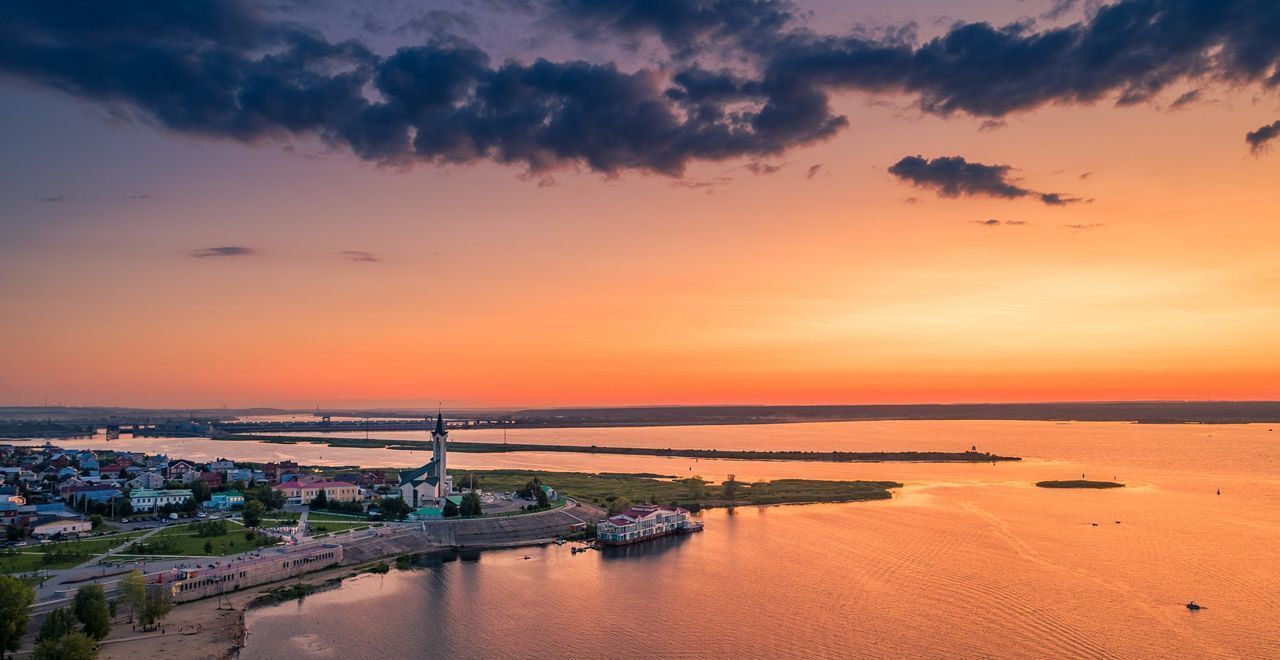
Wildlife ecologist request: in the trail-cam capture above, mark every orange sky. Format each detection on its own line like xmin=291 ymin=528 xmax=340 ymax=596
xmin=2 ymin=3 xmax=1279 ymax=408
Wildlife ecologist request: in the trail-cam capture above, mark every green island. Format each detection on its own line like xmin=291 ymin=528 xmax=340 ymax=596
xmin=1035 ymin=480 xmax=1125 ymax=489
xmin=218 ymin=434 xmax=1019 ymax=463
xmin=436 ymin=469 xmax=900 ymax=510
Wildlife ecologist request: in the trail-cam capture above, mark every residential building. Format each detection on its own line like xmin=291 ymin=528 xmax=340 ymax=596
xmin=195 ymin=471 xmax=224 ymax=488
xmin=130 ymin=488 xmax=193 ymax=512
xmin=60 ymin=484 xmax=122 ymax=504
xmin=126 ymin=471 xmax=166 ymax=490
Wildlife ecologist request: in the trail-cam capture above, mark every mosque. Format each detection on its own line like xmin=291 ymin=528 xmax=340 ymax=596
xmin=397 ymin=412 xmax=453 ymax=509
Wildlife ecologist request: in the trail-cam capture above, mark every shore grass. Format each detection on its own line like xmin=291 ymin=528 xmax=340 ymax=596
xmin=454 ymin=469 xmax=901 ymax=510
xmin=1036 ymin=480 xmax=1125 ymax=489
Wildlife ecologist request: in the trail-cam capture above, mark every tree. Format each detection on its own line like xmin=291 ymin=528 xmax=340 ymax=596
xmin=191 ymin=479 xmax=211 ymax=503
xmin=310 ymin=489 xmax=328 ymax=510
xmin=607 ymin=496 xmax=633 ymax=515
xmin=460 ymin=492 xmax=482 ymax=517
xmin=33 ymin=632 xmax=97 ymax=660
xmin=139 ymin=585 xmax=172 ymax=631
xmin=72 ymin=584 xmax=111 ymax=640
xmin=203 ymin=540 xmax=213 ymax=554
xmin=88 ymin=514 xmax=104 ymax=529
xmin=535 ymin=487 xmax=550 ymax=509
xmin=442 ymin=500 xmax=459 ymax=517
xmin=517 ymin=477 xmax=542 ymax=500
xmin=37 ymin=607 xmax=76 ymax=644
xmin=379 ymin=497 xmax=410 ymax=521
xmin=684 ymin=476 xmax=706 ymax=500
xmin=243 ymin=500 xmax=266 ymax=528
xmin=721 ymin=474 xmax=739 ymax=500
xmin=120 ymin=570 xmax=146 ymax=624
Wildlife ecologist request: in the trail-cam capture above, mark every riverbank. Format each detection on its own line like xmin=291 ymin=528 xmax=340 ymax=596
xmin=215 ymin=433 xmax=1020 ymax=463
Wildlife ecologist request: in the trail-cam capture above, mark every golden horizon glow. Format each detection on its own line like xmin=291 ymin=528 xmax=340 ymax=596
xmin=3 ymin=66 xmax=1279 ymax=408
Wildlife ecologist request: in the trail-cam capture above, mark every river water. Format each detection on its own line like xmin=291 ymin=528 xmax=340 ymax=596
xmin=12 ymin=421 xmax=1280 ymax=657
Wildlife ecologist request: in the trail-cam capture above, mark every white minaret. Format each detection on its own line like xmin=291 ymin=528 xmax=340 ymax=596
xmin=431 ymin=412 xmax=448 ymax=500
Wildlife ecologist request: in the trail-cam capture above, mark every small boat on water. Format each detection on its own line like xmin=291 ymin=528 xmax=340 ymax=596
xmin=1186 ymin=601 xmax=1202 ymax=611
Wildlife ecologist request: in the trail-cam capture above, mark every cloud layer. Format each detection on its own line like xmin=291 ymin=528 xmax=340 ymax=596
xmin=2 ymin=0 xmax=1279 ymax=176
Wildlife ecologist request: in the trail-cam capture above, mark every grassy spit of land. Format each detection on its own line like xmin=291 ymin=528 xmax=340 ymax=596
xmin=215 ymin=433 xmax=1020 ymax=463
xmin=443 ymin=470 xmax=901 ymax=509
xmin=1036 ymin=480 xmax=1125 ymax=489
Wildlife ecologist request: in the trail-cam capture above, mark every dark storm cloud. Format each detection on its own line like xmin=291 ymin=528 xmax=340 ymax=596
xmin=888 ymin=155 xmax=1078 ymax=205
xmin=542 ymin=0 xmax=797 ymax=57
xmin=1245 ymin=120 xmax=1280 ymax=153
xmin=189 ymin=246 xmax=256 ymax=258
xmin=3 ymin=0 xmax=1279 ymax=178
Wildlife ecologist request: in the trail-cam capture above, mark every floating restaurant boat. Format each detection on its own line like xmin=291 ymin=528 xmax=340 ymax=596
xmin=596 ymin=504 xmax=703 ymax=546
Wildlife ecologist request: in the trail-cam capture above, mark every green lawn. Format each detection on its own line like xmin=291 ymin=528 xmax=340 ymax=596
xmin=120 ymin=522 xmax=276 ymax=557
xmin=306 ymin=511 xmax=367 ymax=522
xmin=1 ymin=530 xmax=150 ymax=574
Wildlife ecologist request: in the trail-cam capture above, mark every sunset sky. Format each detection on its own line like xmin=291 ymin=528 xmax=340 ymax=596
xmin=2 ymin=0 xmax=1279 ymax=408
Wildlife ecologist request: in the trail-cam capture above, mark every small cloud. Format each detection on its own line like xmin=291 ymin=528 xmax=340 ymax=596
xmin=746 ymin=161 xmax=784 ymax=175
xmin=903 ymin=196 xmax=920 ymax=204
xmin=1063 ymin=223 xmax=1105 ymax=230
xmin=978 ymin=119 xmax=1006 ymax=132
xmin=673 ymin=176 xmax=732 ymax=192
xmin=1246 ymin=120 xmax=1280 ymax=154
xmin=39 ymin=195 xmax=65 ymax=203
xmin=806 ymin=164 xmax=823 ymax=179
xmin=1168 ymin=89 xmax=1200 ymax=110
xmin=129 ymin=194 xmax=151 ymax=200
xmin=341 ymin=250 xmax=381 ymax=263
xmin=189 ymin=246 xmax=256 ymax=258
xmin=971 ymin=219 xmax=1030 ymax=226
xmin=1039 ymin=192 xmax=1084 ymax=206
xmin=1078 ymin=171 xmax=1093 ymax=180
xmin=889 ymin=155 xmax=1081 ymax=206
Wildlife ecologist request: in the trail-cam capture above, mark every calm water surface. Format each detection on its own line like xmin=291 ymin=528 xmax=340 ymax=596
xmin=14 ymin=421 xmax=1280 ymax=657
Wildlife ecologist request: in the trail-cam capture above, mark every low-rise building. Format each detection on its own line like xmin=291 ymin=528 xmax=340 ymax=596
xmin=209 ymin=490 xmax=245 ymax=510
xmin=32 ymin=518 xmax=92 ymax=537
xmin=273 ymin=479 xmax=358 ymax=505
xmin=60 ymin=484 xmax=122 ymax=504
xmin=130 ymin=488 xmax=193 ymax=512
xmin=596 ymin=504 xmax=703 ymax=546
xmin=126 ymin=471 xmax=166 ymax=490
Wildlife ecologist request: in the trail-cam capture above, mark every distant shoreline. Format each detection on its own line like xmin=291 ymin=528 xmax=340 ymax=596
xmin=212 ymin=433 xmax=1022 ymax=463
